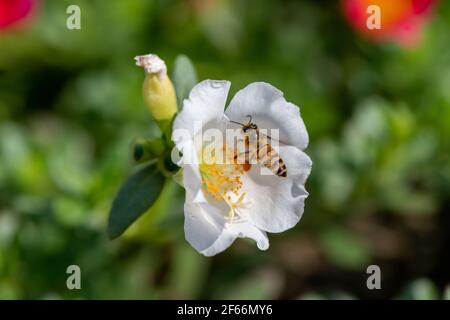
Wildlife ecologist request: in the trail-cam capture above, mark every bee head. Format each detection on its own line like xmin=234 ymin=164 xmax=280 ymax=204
xmin=230 ymin=115 xmax=257 ymax=132
xmin=242 ymin=123 xmax=257 ymax=133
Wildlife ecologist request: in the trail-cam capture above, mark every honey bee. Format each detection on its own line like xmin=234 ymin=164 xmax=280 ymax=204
xmin=230 ymin=115 xmax=287 ymax=177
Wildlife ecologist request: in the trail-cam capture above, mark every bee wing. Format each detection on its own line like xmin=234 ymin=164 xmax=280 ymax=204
xmin=255 ymin=129 xmax=289 ymax=146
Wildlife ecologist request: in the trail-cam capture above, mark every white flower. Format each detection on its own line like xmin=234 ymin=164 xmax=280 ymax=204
xmin=172 ymin=80 xmax=312 ymax=256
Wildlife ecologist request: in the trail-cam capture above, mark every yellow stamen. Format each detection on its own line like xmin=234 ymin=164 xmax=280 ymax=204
xmin=199 ymin=144 xmax=248 ymax=222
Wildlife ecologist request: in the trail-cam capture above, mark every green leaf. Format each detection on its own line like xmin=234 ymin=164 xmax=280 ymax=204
xmin=171 ymin=55 xmax=198 ymax=106
xmin=108 ymin=162 xmax=165 ymax=239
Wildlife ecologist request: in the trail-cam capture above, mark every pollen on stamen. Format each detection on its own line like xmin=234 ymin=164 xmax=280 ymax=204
xmin=199 ymin=144 xmax=249 ymax=221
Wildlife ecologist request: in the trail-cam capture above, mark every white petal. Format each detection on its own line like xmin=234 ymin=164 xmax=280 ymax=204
xmin=225 ymin=82 xmax=309 ymax=150
xmin=184 ymin=191 xmax=226 ymax=253
xmin=241 ymin=146 xmax=312 ymax=233
xmin=172 ymin=79 xmax=231 ymax=150
xmin=176 ymin=139 xmax=204 ymax=200
xmin=184 ymin=187 xmax=269 ymax=256
xmin=172 ymin=80 xmax=232 ymax=211
xmin=201 ymin=221 xmax=269 ymax=257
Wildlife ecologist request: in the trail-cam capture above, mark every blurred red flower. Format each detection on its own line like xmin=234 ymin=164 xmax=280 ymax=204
xmin=342 ymin=0 xmax=438 ymax=46
xmin=0 ymin=0 xmax=35 ymax=30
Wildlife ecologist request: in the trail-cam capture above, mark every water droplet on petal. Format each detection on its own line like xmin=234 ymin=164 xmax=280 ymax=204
xmin=211 ymin=80 xmax=225 ymax=88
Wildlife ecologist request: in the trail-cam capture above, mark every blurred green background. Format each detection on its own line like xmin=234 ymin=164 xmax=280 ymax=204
xmin=0 ymin=0 xmax=449 ymax=299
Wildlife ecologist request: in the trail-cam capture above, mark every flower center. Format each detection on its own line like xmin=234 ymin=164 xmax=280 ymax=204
xmin=198 ymin=144 xmax=248 ymax=222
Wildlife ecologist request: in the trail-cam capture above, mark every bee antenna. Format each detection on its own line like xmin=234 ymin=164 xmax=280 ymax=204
xmin=229 ymin=120 xmax=245 ymax=126
xmin=245 ymin=115 xmax=252 ymax=124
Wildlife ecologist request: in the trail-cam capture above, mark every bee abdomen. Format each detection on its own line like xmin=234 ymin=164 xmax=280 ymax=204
xmin=276 ymin=162 xmax=287 ymax=177
xmin=258 ymin=143 xmax=287 ymax=177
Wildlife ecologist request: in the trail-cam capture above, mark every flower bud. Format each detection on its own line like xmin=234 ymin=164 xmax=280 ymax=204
xmin=130 ymin=137 xmax=165 ymax=163
xmin=134 ymin=54 xmax=178 ymax=123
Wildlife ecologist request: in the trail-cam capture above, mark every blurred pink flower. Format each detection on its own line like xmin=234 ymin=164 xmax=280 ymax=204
xmin=0 ymin=0 xmax=35 ymax=30
xmin=342 ymin=0 xmax=438 ymax=46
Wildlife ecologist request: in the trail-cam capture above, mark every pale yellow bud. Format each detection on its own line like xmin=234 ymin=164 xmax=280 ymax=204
xmin=134 ymin=54 xmax=178 ymax=122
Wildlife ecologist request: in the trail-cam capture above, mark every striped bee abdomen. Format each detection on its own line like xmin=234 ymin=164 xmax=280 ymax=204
xmin=256 ymin=134 xmax=287 ymax=178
